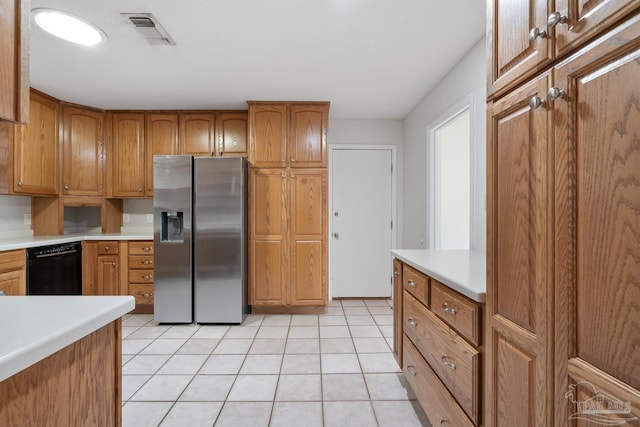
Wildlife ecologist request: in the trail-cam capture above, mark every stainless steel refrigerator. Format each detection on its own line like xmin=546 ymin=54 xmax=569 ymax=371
xmin=153 ymin=155 xmax=248 ymax=324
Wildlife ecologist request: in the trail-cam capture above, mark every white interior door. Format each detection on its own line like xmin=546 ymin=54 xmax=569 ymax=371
xmin=331 ymin=148 xmax=393 ymax=297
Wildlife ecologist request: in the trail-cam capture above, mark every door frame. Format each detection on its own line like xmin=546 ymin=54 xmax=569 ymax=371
xmin=328 ymin=144 xmax=398 ymax=300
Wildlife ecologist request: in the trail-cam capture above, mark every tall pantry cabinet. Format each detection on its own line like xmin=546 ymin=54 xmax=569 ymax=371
xmin=248 ymin=102 xmax=329 ymax=309
xmin=486 ymin=2 xmax=640 ymax=426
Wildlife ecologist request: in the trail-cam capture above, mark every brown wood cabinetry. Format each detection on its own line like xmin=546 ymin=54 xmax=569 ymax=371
xmin=0 ymin=0 xmax=29 ymax=123
xmin=248 ymin=102 xmax=328 ymax=168
xmin=125 ymin=241 xmax=155 ymax=313
xmin=0 ymin=249 xmax=26 ymax=295
xmin=13 ymin=90 xmax=59 ymax=195
xmin=108 ymin=112 xmax=145 ymax=198
xmin=217 ymin=112 xmax=248 ymax=157
xmin=248 ymin=101 xmax=329 ymax=310
xmin=488 ymin=0 xmax=640 ymax=99
xmin=394 ymin=259 xmax=483 ymax=426
xmin=82 ymin=241 xmax=121 ymax=296
xmin=146 ymin=113 xmax=178 ymax=196
xmin=179 ymin=113 xmax=215 ymax=155
xmin=62 ymin=105 xmax=105 ymax=197
xmin=249 ymin=169 xmax=327 ymax=307
xmin=0 ymin=321 xmax=122 ymax=427
xmin=487 ymin=5 xmax=640 ymax=426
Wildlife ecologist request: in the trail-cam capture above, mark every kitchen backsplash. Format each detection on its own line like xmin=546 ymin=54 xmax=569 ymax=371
xmin=121 ymin=199 xmax=153 ymax=234
xmin=0 ymin=195 xmax=33 ymax=238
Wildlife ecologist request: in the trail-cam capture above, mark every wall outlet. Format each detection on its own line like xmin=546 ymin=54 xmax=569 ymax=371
xmin=123 ymin=213 xmax=130 ymax=223
xmin=24 ymin=213 xmax=31 ymax=225
xmin=147 ymin=214 xmax=153 ymax=223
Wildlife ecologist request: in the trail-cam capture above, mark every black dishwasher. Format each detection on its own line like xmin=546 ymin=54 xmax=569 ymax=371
xmin=27 ymin=242 xmax=82 ymax=295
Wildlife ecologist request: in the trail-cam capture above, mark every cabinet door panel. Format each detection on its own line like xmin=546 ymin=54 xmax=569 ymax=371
xmin=249 ymin=104 xmax=287 ymax=167
xmin=490 ymin=75 xmax=550 ymax=334
xmin=179 ymin=113 xmax=214 ymax=155
xmin=0 ymin=0 xmax=28 ymax=123
xmin=393 ymin=258 xmax=403 ymax=364
xmin=217 ymin=112 xmax=248 ymax=157
xmin=97 ymin=255 xmax=119 ymax=296
xmin=289 ymin=104 xmax=327 ymax=168
xmin=62 ymin=106 xmax=104 ymax=197
xmin=146 ymin=114 xmax=178 ymax=196
xmin=249 ymin=169 xmax=288 ymax=305
xmin=488 ymin=0 xmax=552 ymax=98
xmin=554 ymin=16 xmax=640 ymax=396
xmin=14 ymin=92 xmax=59 ymax=195
xmin=290 ymin=170 xmax=326 ymax=305
xmin=0 ymin=270 xmax=26 ymax=295
xmin=109 ymin=113 xmax=145 ymax=197
xmin=555 ymin=0 xmax=640 ymax=56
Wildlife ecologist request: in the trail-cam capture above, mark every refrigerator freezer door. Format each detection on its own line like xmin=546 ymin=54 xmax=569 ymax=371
xmin=194 ymin=157 xmax=247 ymax=323
xmin=154 ymin=155 xmax=193 ymax=323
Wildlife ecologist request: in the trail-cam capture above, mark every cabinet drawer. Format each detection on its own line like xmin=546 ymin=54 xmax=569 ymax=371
xmin=130 ymin=283 xmax=154 ymax=303
xmin=128 ymin=241 xmax=154 ymax=255
xmin=402 ymin=264 xmax=428 ymax=307
xmin=97 ymin=241 xmax=119 ymax=255
xmin=128 ymin=270 xmax=154 ymax=283
xmin=403 ymin=291 xmax=480 ymax=424
xmin=403 ymin=337 xmax=474 ymax=427
xmin=0 ymin=249 xmax=26 ymax=272
xmin=128 ymin=255 xmax=154 ymax=269
xmin=431 ymin=281 xmax=482 ymax=346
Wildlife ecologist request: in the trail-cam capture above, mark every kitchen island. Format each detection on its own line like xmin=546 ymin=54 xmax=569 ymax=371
xmin=0 ymin=296 xmax=134 ymax=426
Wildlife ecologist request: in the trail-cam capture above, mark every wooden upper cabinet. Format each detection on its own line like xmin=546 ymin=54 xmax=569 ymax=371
xmin=216 ymin=112 xmax=248 ymax=157
xmin=553 ymin=15 xmax=640 ymax=422
xmin=249 ymin=102 xmax=329 ymax=168
xmin=179 ymin=113 xmax=215 ymax=155
xmin=0 ymin=0 xmax=29 ymax=123
xmin=488 ymin=0 xmax=552 ymax=99
xmin=146 ymin=113 xmax=178 ymax=196
xmin=13 ymin=91 xmax=59 ymax=195
xmin=249 ymin=103 xmax=287 ymax=167
xmin=289 ymin=104 xmax=328 ymax=168
xmin=62 ymin=105 xmax=105 ymax=197
xmin=553 ymin=0 xmax=640 ymax=57
xmin=108 ymin=112 xmax=145 ymax=197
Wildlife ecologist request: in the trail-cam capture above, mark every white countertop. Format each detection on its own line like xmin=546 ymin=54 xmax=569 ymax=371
xmin=0 ymin=233 xmax=153 ymax=251
xmin=391 ymin=249 xmax=486 ymax=302
xmin=0 ymin=296 xmax=135 ymax=382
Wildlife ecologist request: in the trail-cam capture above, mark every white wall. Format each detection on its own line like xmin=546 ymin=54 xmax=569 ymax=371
xmin=328 ymin=119 xmax=404 ymax=246
xmin=402 ymin=37 xmax=487 ymax=250
xmin=0 ymin=195 xmax=32 ymax=238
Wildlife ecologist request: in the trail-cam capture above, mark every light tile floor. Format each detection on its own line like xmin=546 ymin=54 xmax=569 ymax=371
xmin=121 ymin=298 xmax=430 ymax=427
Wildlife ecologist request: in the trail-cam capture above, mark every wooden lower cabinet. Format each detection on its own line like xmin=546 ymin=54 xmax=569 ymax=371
xmin=0 ymin=320 xmax=122 ymax=427
xmin=394 ymin=258 xmax=483 ymax=426
xmin=0 ymin=249 xmax=26 ymax=295
xmin=249 ymin=168 xmax=327 ymax=308
xmin=126 ymin=241 xmax=155 ymax=314
xmin=83 ymin=241 xmax=121 ymax=296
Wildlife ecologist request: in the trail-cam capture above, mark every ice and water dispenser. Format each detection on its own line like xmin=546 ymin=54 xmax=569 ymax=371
xmin=161 ymin=211 xmax=184 ymax=242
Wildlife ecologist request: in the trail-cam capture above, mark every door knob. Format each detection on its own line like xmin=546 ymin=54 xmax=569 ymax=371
xmin=333 ymin=232 xmax=339 ymax=239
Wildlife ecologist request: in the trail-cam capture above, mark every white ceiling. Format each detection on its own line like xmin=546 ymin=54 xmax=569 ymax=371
xmin=29 ymin=0 xmax=486 ymax=119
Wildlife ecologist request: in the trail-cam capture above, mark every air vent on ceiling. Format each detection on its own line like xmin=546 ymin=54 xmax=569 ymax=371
xmin=121 ymin=13 xmax=175 ymax=45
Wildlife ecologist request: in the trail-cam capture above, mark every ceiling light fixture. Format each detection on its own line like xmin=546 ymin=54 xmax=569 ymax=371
xmin=32 ymin=8 xmax=106 ymax=46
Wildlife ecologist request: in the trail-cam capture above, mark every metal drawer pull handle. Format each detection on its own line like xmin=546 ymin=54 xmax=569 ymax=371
xmin=407 ymin=280 xmax=416 ymax=287
xmin=142 ymin=247 xmax=152 ymax=252
xmin=142 ymin=260 xmax=153 ymax=265
xmin=142 ymin=275 xmax=153 ymax=280
xmin=442 ymin=302 xmax=457 ymax=315
xmin=408 ymin=317 xmax=417 ymax=327
xmin=441 ymin=355 xmax=456 ymax=370
xmin=394 ymin=271 xmax=400 ymax=276
xmin=406 ymin=365 xmax=417 ymax=376
xmin=104 ymin=246 xmax=110 ymax=251
xmin=140 ymin=292 xmax=153 ymax=299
